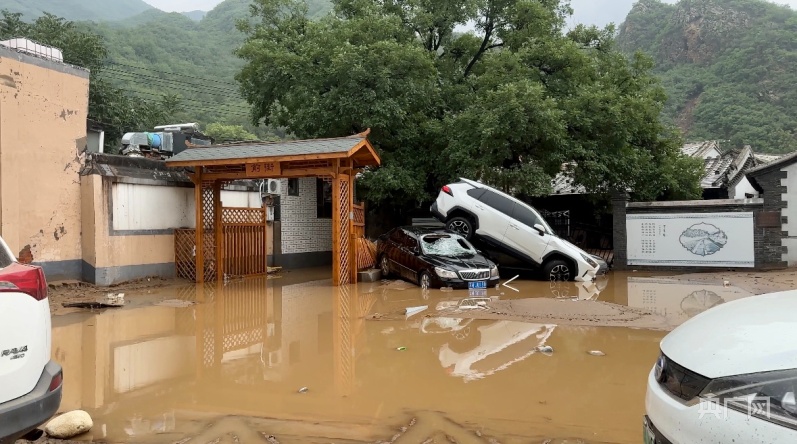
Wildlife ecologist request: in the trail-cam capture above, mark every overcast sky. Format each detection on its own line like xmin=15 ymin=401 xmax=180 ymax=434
xmin=145 ymin=0 xmax=797 ymax=27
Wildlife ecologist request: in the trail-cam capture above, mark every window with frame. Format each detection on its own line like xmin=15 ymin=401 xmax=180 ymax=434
xmin=316 ymin=178 xmax=333 ymax=219
xmin=288 ymin=178 xmax=299 ymax=196
xmin=478 ymin=190 xmax=515 ymax=215
xmin=511 ymin=203 xmax=542 ymax=229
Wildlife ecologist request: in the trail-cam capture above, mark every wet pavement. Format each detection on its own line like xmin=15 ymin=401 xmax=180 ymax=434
xmin=47 ymin=270 xmax=758 ymax=443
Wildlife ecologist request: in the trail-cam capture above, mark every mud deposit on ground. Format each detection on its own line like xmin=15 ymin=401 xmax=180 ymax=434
xmin=431 ymin=298 xmax=673 ymax=330
xmin=47 ymin=278 xmax=175 ymax=315
xmin=664 ymin=270 xmax=797 ymax=295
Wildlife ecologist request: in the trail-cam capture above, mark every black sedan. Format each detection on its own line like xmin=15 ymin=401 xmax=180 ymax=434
xmin=376 ymin=227 xmax=500 ymax=290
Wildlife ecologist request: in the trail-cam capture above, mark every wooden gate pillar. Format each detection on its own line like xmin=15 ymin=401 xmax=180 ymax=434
xmin=213 ymin=181 xmax=223 ymax=280
xmin=332 ymin=171 xmax=353 ymax=286
xmin=194 ymin=169 xmax=205 ymax=283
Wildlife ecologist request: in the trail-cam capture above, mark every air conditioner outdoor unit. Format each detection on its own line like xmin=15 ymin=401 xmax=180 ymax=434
xmin=266 ymin=179 xmax=281 ymax=195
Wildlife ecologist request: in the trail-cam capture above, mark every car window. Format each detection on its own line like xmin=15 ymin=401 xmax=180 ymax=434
xmin=389 ymin=230 xmax=404 ymax=244
xmin=421 ymin=234 xmax=475 ymax=257
xmin=404 ymin=233 xmax=420 ymax=251
xmin=478 ymin=190 xmax=515 ymax=215
xmin=511 ymin=203 xmax=542 ymax=229
xmin=467 ymin=188 xmax=486 ymax=200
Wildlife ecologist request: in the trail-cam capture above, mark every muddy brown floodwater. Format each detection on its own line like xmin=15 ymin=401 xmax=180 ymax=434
xmin=39 ymin=269 xmax=768 ymax=444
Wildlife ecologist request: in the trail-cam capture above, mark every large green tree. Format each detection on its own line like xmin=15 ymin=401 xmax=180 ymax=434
xmin=0 ymin=11 xmax=181 ymax=152
xmin=236 ymin=0 xmax=702 ymax=206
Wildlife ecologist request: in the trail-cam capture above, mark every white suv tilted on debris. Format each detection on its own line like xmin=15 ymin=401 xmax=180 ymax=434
xmin=0 ymin=235 xmax=62 ymax=443
xmin=431 ymin=178 xmax=603 ymax=282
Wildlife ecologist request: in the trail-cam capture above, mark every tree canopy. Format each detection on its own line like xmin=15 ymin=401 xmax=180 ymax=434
xmin=236 ymin=0 xmax=702 ymax=206
xmin=204 ymin=123 xmax=263 ymax=143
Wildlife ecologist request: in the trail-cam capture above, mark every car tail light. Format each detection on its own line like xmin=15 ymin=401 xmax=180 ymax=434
xmin=0 ymin=263 xmax=48 ymax=301
xmin=48 ymin=370 xmax=63 ymax=392
xmin=442 ymin=185 xmax=453 ymax=196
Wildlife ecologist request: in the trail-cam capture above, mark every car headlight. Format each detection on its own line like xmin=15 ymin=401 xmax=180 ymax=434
xmin=580 ymin=253 xmax=598 ymax=268
xmin=490 ymin=265 xmax=499 ymax=278
xmin=699 ymin=368 xmax=797 ymax=430
xmin=435 ymin=267 xmax=458 ymax=279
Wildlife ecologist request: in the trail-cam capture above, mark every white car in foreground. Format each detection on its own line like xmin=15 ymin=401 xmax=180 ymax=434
xmin=645 ymin=290 xmax=797 ymax=443
xmin=0 ymin=235 xmax=62 ymax=442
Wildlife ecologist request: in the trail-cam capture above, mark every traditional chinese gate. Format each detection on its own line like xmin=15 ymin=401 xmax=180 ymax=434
xmin=166 ymin=131 xmax=381 ymax=286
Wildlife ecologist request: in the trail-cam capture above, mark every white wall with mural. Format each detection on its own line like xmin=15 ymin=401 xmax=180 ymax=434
xmin=626 ymin=212 xmax=755 ymax=267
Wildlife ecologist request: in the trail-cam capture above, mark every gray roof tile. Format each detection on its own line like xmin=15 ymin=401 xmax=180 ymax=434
xmin=166 ymin=137 xmax=365 ymax=164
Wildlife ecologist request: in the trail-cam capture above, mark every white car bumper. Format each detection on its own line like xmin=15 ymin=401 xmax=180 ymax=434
xmin=645 ymin=369 xmax=797 ymax=443
xmin=574 ymin=266 xmax=597 ymax=282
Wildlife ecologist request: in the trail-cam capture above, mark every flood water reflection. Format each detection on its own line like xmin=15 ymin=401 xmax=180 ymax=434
xmin=50 ymin=270 xmax=755 ymax=443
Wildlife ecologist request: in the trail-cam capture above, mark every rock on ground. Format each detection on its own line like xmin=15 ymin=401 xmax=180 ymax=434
xmin=44 ymin=410 xmax=93 ymax=439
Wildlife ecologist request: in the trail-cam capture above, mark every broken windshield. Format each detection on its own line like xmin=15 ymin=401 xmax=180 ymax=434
xmin=421 ymin=234 xmax=475 ymax=257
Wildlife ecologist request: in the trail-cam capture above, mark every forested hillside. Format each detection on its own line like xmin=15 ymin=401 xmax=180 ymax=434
xmin=90 ymin=0 xmax=332 ymax=137
xmin=1 ymin=0 xmax=152 ymax=21
xmin=618 ymin=0 xmax=797 ymax=153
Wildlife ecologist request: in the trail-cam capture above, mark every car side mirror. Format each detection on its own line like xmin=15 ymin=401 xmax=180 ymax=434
xmin=533 ymin=224 xmax=546 ymax=236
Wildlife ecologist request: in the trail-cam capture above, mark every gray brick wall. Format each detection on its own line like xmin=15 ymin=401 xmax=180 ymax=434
xmin=611 ymin=191 xmax=629 ymax=269
xmin=751 ymin=169 xmax=789 ymax=266
xmin=278 ymin=178 xmax=332 ymax=255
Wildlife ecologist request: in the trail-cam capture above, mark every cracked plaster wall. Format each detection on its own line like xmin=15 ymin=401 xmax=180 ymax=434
xmin=0 ymin=48 xmax=89 ymax=269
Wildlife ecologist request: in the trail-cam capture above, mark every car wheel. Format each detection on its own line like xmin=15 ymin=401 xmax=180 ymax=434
xmin=544 ymin=259 xmax=572 ymax=282
xmin=446 ymin=217 xmax=473 ymax=240
xmin=419 ymin=271 xmax=432 ymax=290
xmin=380 ymin=256 xmax=391 ymax=278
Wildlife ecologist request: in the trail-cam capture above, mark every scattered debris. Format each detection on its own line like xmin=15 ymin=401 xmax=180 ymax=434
xmin=458 ymin=297 xmax=491 ymax=309
xmin=105 ymin=292 xmax=125 ymax=305
xmin=381 ymin=327 xmax=395 ymax=334
xmin=405 ymin=305 xmax=428 ymax=318
xmin=45 ymin=410 xmax=93 ymax=439
xmin=502 ymin=275 xmax=520 ymax=292
xmin=63 ymin=301 xmax=123 ymax=309
xmin=263 ymin=434 xmax=280 ymax=444
xmin=396 ymin=346 xmax=407 ymax=351
xmin=298 ymin=387 xmax=309 ymax=393
xmin=536 ymin=345 xmax=554 ymax=356
xmin=155 ymin=299 xmax=196 ymax=308
xmin=588 ymin=350 xmax=606 ymax=356
xmin=723 ymin=280 xmax=731 ymax=287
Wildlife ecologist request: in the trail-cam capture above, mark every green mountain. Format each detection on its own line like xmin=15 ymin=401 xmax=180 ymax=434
xmin=617 ymin=0 xmax=797 ymax=154
xmin=89 ymin=0 xmax=332 ymax=135
xmin=181 ymin=10 xmax=207 ymax=21
xmin=1 ymin=0 xmax=152 ymax=22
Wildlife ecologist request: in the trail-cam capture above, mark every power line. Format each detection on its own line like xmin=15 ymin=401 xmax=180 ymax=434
xmin=113 ymin=86 xmax=252 ymax=117
xmin=106 ymin=61 xmax=240 ymax=87
xmin=104 ymin=67 xmax=245 ymax=97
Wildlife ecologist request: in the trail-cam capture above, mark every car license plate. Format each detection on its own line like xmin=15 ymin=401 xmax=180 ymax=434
xmin=643 ymin=417 xmax=656 ymax=444
xmin=468 ymin=289 xmax=487 ymax=297
xmin=468 ymin=281 xmax=487 ymax=289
